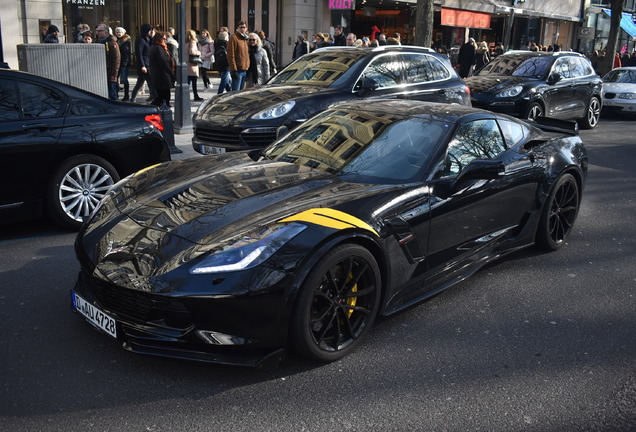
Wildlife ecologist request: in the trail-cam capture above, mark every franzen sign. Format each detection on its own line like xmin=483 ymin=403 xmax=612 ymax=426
xmin=329 ymin=0 xmax=355 ymax=10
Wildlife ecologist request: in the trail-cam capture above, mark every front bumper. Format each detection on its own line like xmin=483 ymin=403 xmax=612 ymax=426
xmin=71 ymin=269 xmax=288 ymax=368
xmin=602 ymin=96 xmax=636 ymax=113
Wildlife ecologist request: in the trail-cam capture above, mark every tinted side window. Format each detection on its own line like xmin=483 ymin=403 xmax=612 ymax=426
xmin=19 ymin=81 xmax=63 ymax=118
xmin=359 ymin=54 xmax=403 ymax=88
xmin=402 ymin=54 xmax=450 ymax=83
xmin=443 ymin=120 xmax=506 ymax=177
xmin=0 ymin=80 xmax=21 ymax=121
xmin=497 ymin=119 xmax=527 ymax=147
xmin=573 ymin=57 xmax=594 ymax=77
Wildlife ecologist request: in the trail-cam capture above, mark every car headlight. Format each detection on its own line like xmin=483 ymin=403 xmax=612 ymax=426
xmin=618 ymin=93 xmax=636 ymax=100
xmin=496 ymin=86 xmax=523 ymax=98
xmin=189 ymin=222 xmax=307 ymax=274
xmin=251 ymin=101 xmax=296 ymax=120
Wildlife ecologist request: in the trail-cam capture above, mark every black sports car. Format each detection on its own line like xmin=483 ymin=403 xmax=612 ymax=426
xmin=0 ymin=69 xmax=171 ymax=229
xmin=191 ymin=46 xmax=470 ymax=155
xmin=73 ymin=101 xmax=587 ymax=367
xmin=467 ymin=51 xmax=602 ymax=129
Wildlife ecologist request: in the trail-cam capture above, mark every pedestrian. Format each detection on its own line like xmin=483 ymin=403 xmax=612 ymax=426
xmin=246 ymin=32 xmax=270 ymax=88
xmin=166 ymin=27 xmax=179 ymax=69
xmin=346 ymin=33 xmax=357 ymax=46
xmin=81 ymin=32 xmax=93 ymax=43
xmin=186 ymin=29 xmax=204 ymax=101
xmin=457 ymin=38 xmax=476 ymax=78
xmin=95 ymin=24 xmax=121 ymax=100
xmin=292 ymin=35 xmax=310 ymax=60
xmin=227 ymin=21 xmax=250 ymax=91
xmin=199 ymin=29 xmax=214 ymax=90
xmin=148 ymin=31 xmax=175 ymax=107
xmin=74 ymin=23 xmax=90 ymax=43
xmin=333 ymin=25 xmax=346 ymax=46
xmin=43 ymin=25 xmax=60 ymax=43
xmin=215 ymin=30 xmax=232 ymax=94
xmin=115 ymin=27 xmax=131 ymax=101
xmin=257 ymin=30 xmax=277 ymax=75
xmin=614 ymin=52 xmax=622 ymax=69
xmin=130 ymin=23 xmax=155 ymax=103
xmin=377 ymin=33 xmax=387 ymax=46
xmin=630 ymin=51 xmax=636 ymax=67
xmin=475 ymin=41 xmax=490 ymax=72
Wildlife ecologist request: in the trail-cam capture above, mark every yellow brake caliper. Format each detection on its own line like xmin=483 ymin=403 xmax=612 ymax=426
xmin=345 ymin=273 xmax=357 ymax=318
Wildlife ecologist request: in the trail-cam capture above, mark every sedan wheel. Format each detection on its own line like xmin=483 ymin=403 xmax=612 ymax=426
xmin=580 ymin=97 xmax=601 ymax=129
xmin=291 ymin=244 xmax=381 ymax=362
xmin=536 ymin=173 xmax=580 ymax=251
xmin=47 ymin=154 xmax=120 ymax=229
xmin=526 ymin=102 xmax=543 ymax=120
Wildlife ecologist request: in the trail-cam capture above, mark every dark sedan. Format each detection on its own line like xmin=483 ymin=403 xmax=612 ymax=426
xmin=0 ymin=69 xmax=171 ymax=229
xmin=192 ymin=46 xmax=471 ymax=155
xmin=73 ymin=100 xmax=587 ymax=367
xmin=467 ymin=51 xmax=602 ymax=129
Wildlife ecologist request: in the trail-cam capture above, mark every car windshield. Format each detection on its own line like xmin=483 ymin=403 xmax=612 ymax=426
xmin=264 ymin=108 xmax=449 ymax=184
xmin=477 ymin=55 xmax=553 ymax=79
xmin=268 ymin=50 xmax=368 ymax=87
xmin=603 ymin=69 xmax=636 ymax=83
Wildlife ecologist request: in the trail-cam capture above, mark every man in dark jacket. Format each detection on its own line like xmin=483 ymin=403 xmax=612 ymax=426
xmin=130 ymin=23 xmax=156 ymax=103
xmin=333 ymin=25 xmax=346 ymax=46
xmin=95 ymin=24 xmax=121 ymax=100
xmin=215 ymin=30 xmax=232 ymax=94
xmin=457 ymin=38 xmax=476 ymax=79
xmin=43 ymin=25 xmax=60 ymax=43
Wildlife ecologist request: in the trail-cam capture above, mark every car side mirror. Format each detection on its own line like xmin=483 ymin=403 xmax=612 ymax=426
xmin=547 ymin=72 xmax=561 ymax=85
xmin=357 ymin=77 xmax=379 ymax=94
xmin=454 ymin=160 xmax=505 ymax=185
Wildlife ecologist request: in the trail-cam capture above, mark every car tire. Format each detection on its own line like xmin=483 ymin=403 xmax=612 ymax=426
xmin=526 ymin=101 xmax=543 ymax=120
xmin=47 ymin=154 xmax=120 ymax=230
xmin=291 ymin=243 xmax=381 ymax=362
xmin=536 ymin=173 xmax=580 ymax=251
xmin=579 ymin=96 xmax=601 ymax=129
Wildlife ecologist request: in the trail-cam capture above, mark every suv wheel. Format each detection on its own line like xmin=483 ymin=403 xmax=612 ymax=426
xmin=580 ymin=96 xmax=601 ymax=129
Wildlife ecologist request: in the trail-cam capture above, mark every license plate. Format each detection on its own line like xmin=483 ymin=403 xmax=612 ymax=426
xmin=72 ymin=291 xmax=117 ymax=338
xmin=201 ymin=145 xmax=226 ymax=155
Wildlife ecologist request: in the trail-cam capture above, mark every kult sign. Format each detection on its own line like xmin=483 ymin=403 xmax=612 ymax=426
xmin=329 ymin=0 xmax=355 ymax=9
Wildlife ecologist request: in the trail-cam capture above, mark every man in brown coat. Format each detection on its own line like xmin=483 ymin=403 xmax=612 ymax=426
xmin=95 ymin=24 xmax=121 ymax=100
xmin=227 ymin=21 xmax=249 ymax=91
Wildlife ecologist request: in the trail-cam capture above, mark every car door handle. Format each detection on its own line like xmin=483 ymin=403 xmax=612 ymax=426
xmin=22 ymin=123 xmax=50 ymax=131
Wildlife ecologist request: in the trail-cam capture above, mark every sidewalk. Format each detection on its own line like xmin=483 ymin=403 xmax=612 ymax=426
xmin=127 ymin=74 xmax=221 ymax=160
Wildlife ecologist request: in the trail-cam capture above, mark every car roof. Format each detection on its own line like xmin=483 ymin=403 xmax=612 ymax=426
xmin=329 ymin=100 xmax=499 ymax=124
xmin=313 ymin=45 xmax=436 ymax=54
xmin=499 ymin=50 xmax=586 ymax=59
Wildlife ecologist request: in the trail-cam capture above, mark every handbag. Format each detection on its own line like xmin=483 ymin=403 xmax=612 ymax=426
xmin=189 ymin=55 xmax=203 ymax=65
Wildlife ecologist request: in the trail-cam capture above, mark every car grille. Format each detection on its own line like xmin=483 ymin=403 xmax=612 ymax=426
xmin=89 ymin=278 xmax=188 ymax=322
xmin=604 ymin=93 xmax=616 ymax=99
xmin=195 ymin=127 xmax=278 ymax=148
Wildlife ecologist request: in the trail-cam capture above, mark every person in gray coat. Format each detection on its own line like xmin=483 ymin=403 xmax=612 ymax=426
xmin=246 ymin=32 xmax=270 ymax=88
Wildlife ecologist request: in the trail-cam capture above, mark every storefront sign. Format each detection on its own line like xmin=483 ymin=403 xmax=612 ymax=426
xmin=441 ymin=8 xmax=491 ymax=29
xmin=329 ymin=0 xmax=355 ymax=10
xmin=66 ymin=0 xmax=106 ymax=4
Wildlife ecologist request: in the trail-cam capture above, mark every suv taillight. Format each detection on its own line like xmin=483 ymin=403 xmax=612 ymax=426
xmin=145 ymin=114 xmax=164 ymax=131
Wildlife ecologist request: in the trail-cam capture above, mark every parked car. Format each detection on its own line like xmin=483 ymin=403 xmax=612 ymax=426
xmin=0 ymin=69 xmax=171 ymax=229
xmin=466 ymin=51 xmax=602 ymax=129
xmin=601 ymin=66 xmax=636 ymax=116
xmin=191 ymin=45 xmax=471 ymax=155
xmin=73 ymin=100 xmax=587 ymax=367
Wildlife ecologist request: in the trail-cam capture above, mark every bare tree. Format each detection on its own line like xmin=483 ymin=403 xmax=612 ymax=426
xmin=597 ymin=0 xmax=623 ymax=76
xmin=414 ymin=0 xmax=434 ymax=48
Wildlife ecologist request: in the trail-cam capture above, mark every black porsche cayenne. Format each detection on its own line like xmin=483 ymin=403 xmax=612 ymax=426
xmin=466 ymin=51 xmax=603 ymax=129
xmin=191 ymin=45 xmax=471 ymax=155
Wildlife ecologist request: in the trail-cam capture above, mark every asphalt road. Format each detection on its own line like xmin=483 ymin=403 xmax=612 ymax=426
xmin=1 ymin=113 xmax=635 ymax=432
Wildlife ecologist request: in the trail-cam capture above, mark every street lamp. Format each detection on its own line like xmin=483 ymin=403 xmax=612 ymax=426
xmin=174 ymin=0 xmax=192 ymax=134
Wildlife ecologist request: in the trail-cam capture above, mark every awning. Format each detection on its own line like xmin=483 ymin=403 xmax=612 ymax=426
xmin=441 ymin=7 xmax=491 ymax=29
xmin=602 ymin=9 xmax=636 ymax=38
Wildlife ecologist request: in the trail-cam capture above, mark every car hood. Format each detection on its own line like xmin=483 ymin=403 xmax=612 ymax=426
xmin=603 ymin=82 xmax=636 ymax=93
xmin=80 ymin=153 xmax=397 ymax=286
xmin=195 ymin=85 xmax=340 ymax=125
xmin=466 ymin=75 xmax=536 ymax=94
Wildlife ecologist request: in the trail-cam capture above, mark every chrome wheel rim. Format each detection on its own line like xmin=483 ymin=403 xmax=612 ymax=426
xmin=548 ymin=178 xmax=579 ymax=245
xmin=59 ymin=163 xmax=115 ymax=222
xmin=309 ymin=256 xmax=378 ymax=353
xmin=587 ymin=98 xmax=600 ymax=128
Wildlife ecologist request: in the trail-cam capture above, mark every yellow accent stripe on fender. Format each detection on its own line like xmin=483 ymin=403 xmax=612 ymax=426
xmin=133 ymin=163 xmax=161 ymax=177
xmin=279 ymin=208 xmax=379 ymax=237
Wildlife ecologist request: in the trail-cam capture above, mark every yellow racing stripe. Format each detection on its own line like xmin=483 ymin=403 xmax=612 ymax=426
xmin=279 ymin=208 xmax=379 ymax=236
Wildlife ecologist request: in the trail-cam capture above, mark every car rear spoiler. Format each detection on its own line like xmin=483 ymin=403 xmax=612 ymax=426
xmin=528 ymin=116 xmax=579 ymax=136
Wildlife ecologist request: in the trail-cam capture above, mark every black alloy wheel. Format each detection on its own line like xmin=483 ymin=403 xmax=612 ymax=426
xmin=291 ymin=244 xmax=381 ymax=362
xmin=536 ymin=173 xmax=580 ymax=251
xmin=526 ymin=101 xmax=543 ymax=120
xmin=47 ymin=154 xmax=120 ymax=230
